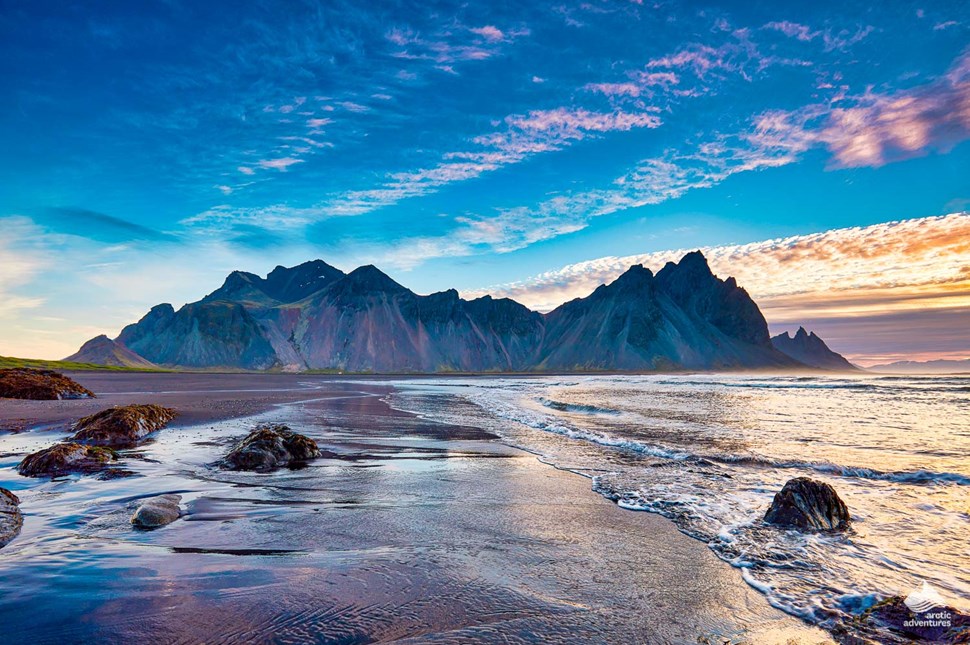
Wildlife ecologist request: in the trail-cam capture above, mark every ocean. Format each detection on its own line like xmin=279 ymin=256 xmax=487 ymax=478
xmin=385 ymin=373 xmax=970 ymax=630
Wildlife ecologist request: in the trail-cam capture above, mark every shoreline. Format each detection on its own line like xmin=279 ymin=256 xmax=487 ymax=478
xmin=0 ymin=372 xmax=832 ymax=643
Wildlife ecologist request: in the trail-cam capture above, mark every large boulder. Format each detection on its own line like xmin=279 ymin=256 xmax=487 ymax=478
xmin=764 ymin=477 xmax=850 ymax=531
xmin=220 ymin=424 xmax=324 ymax=472
xmin=71 ymin=404 xmax=176 ymax=447
xmin=17 ymin=442 xmax=116 ymax=477
xmin=131 ymin=494 xmax=182 ymax=529
xmin=0 ymin=488 xmax=23 ymax=548
xmin=0 ymin=368 xmax=94 ymax=400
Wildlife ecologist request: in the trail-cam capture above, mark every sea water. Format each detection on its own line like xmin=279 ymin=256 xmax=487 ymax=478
xmin=385 ymin=374 xmax=970 ymax=630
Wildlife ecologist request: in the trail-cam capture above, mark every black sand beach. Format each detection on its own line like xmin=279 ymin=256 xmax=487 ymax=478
xmin=0 ymin=373 xmax=831 ymax=643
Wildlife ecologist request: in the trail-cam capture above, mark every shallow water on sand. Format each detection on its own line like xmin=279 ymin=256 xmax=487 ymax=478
xmin=0 ymin=379 xmax=828 ymax=644
xmin=385 ymin=374 xmax=970 ymax=637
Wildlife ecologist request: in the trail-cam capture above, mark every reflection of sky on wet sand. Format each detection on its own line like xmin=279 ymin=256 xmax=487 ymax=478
xmin=0 ymin=380 xmax=827 ymax=643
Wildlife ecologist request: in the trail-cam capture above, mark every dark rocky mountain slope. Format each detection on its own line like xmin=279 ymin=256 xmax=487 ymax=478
xmin=68 ymin=253 xmax=837 ymax=373
xmin=771 ymin=327 xmax=856 ymax=371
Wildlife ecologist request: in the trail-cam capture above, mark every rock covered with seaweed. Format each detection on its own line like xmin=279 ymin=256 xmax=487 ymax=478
xmin=0 ymin=368 xmax=94 ymax=400
xmin=219 ymin=424 xmax=325 ymax=472
xmin=71 ymin=404 xmax=176 ymax=446
xmin=18 ymin=442 xmax=116 ymax=477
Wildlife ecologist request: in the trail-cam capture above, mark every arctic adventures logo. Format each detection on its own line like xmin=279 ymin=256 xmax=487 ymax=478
xmin=904 ymin=581 xmax=953 ymax=629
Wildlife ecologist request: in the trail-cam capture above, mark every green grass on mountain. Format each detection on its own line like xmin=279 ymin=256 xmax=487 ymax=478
xmin=0 ymin=356 xmax=167 ymax=372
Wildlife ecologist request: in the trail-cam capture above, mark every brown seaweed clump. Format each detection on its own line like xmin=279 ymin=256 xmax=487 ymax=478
xmin=0 ymin=368 xmax=95 ymax=400
xmin=17 ymin=442 xmax=116 ymax=477
xmin=72 ymin=404 xmax=177 ymax=447
xmin=220 ymin=424 xmax=325 ymax=472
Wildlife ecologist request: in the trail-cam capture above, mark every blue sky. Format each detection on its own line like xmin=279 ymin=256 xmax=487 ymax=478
xmin=1 ymin=0 xmax=968 ymax=362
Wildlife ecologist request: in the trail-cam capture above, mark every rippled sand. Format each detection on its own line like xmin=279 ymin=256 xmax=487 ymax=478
xmin=0 ymin=374 xmax=830 ymax=643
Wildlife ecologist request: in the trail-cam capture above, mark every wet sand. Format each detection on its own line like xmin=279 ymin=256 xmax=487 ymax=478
xmin=0 ymin=373 xmax=831 ymax=643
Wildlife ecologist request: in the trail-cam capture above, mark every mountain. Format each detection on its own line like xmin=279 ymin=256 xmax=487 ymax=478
xmin=771 ymin=327 xmax=857 ymax=371
xmin=64 ymin=335 xmax=157 ymax=368
xmin=538 ymin=259 xmax=793 ymax=370
xmin=866 ymin=358 xmax=970 ymax=374
xmin=69 ymin=252 xmax=838 ymax=373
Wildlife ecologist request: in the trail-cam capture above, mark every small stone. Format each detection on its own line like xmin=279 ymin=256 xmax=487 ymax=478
xmin=764 ymin=477 xmax=850 ymax=531
xmin=71 ymin=404 xmax=177 ymax=447
xmin=17 ymin=442 xmax=116 ymax=477
xmin=131 ymin=494 xmax=182 ymax=529
xmin=0 ymin=488 xmax=23 ymax=548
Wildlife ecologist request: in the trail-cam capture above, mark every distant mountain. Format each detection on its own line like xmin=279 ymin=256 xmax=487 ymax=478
xmin=68 ymin=253 xmax=838 ymax=373
xmin=64 ymin=335 xmax=157 ymax=368
xmin=539 ymin=255 xmax=794 ymax=370
xmin=771 ymin=327 xmax=857 ymax=371
xmin=867 ymin=358 xmax=970 ymax=374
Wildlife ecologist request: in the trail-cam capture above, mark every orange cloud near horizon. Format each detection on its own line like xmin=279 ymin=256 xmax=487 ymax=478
xmin=464 ymin=213 xmax=970 ymax=366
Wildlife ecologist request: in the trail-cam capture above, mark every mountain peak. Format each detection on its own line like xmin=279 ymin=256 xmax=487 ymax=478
xmin=262 ymin=259 xmax=345 ymax=302
xmin=658 ymin=250 xmax=713 ymax=279
xmin=612 ymin=264 xmax=655 ymax=286
xmin=338 ymin=265 xmax=407 ymax=293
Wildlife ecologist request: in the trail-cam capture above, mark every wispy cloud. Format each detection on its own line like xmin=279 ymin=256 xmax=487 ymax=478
xmin=257 ymin=157 xmax=304 ymax=171
xmin=386 ymin=21 xmax=529 ymax=64
xmin=324 ymin=107 xmax=662 ymax=216
xmin=35 ymin=207 xmax=177 ymax=244
xmin=763 ymin=20 xmax=874 ymax=51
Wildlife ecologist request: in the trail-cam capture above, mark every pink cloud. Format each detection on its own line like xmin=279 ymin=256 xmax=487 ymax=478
xmin=822 ymin=56 xmax=970 ymax=167
xmin=764 ymin=21 xmax=816 ymax=42
xmin=470 ymin=25 xmax=505 ymax=42
xmin=237 ymin=166 xmax=255 ymax=175
xmin=307 ymin=118 xmax=332 ymax=129
xmin=503 ymin=107 xmax=662 ymax=135
xmin=585 ymin=82 xmax=642 ymax=97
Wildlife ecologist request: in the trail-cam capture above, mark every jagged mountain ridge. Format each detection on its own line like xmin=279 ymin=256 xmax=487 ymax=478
xmin=69 ymin=253 xmax=829 ymax=372
xmin=771 ymin=327 xmax=856 ymax=371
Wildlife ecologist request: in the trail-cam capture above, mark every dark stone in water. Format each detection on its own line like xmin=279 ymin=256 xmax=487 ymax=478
xmin=17 ymin=442 xmax=116 ymax=477
xmin=219 ymin=424 xmax=324 ymax=472
xmin=131 ymin=494 xmax=182 ymax=529
xmin=71 ymin=404 xmax=177 ymax=447
xmin=0 ymin=368 xmax=95 ymax=400
xmin=0 ymin=488 xmax=23 ymax=548
xmin=97 ymin=468 xmax=140 ymax=481
xmin=764 ymin=477 xmax=850 ymax=531
xmin=836 ymin=595 xmax=970 ymax=644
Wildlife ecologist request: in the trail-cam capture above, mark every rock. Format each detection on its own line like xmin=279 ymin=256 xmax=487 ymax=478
xmin=838 ymin=595 xmax=970 ymax=643
xmin=17 ymin=442 xmax=116 ymax=477
xmin=71 ymin=404 xmax=177 ymax=447
xmin=0 ymin=488 xmax=23 ymax=548
xmin=130 ymin=494 xmax=182 ymax=529
xmin=0 ymin=368 xmax=95 ymax=400
xmin=764 ymin=477 xmax=850 ymax=531
xmin=220 ymin=424 xmax=323 ymax=472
